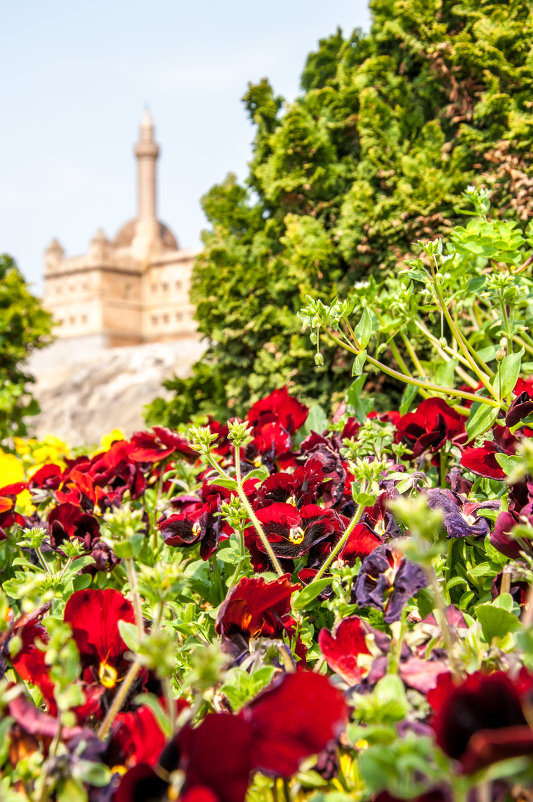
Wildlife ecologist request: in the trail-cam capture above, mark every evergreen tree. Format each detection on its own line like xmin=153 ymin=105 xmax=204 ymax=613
xmin=0 ymin=255 xmax=53 ymax=445
xmin=147 ymin=0 xmax=533 ymax=426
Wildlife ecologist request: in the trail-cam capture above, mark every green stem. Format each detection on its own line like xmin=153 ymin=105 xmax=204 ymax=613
xmin=164 ymin=675 xmax=176 ymax=734
xmin=125 ymin=558 xmax=144 ymax=638
xmin=152 ymin=465 xmax=166 ymax=551
xmin=414 ymin=320 xmax=479 ymax=388
xmin=514 ymin=335 xmax=533 ymax=358
xmin=234 ymin=444 xmax=242 ymax=486
xmin=210 ymin=554 xmax=224 ymax=604
xmin=204 ymin=453 xmax=285 ymax=578
xmin=96 ymin=660 xmax=141 ymax=741
xmin=432 ymin=276 xmax=498 ymax=399
xmin=326 ymin=329 xmax=502 ymax=409
xmin=440 ymin=451 xmax=448 ymax=489
xmin=97 ymin=659 xmax=142 ymax=740
xmin=236 ymin=485 xmax=284 ymax=577
xmin=499 ymin=298 xmax=512 ymax=354
xmin=313 ymin=501 xmax=366 ymax=583
xmin=400 ymin=333 xmax=426 ymax=377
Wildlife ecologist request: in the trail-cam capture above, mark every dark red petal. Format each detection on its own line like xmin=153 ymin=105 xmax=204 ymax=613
xmin=318 ymin=616 xmax=371 ymax=685
xmin=215 ymin=574 xmax=300 ymax=638
xmin=242 ymin=672 xmax=348 ymax=777
xmin=177 ymin=714 xmax=252 ymax=802
xmin=460 ymin=442 xmax=505 ymax=480
xmin=64 ymin=588 xmax=135 ymax=667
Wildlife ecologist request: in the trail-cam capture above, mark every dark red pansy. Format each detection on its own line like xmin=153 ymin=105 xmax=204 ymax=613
xmin=116 ymin=672 xmax=347 ymax=802
xmin=460 ymin=425 xmax=519 ymax=480
xmin=394 ymin=398 xmax=466 ymax=458
xmin=352 ymin=545 xmax=427 ymax=623
xmin=247 ymin=387 xmax=308 ymax=435
xmin=339 ymin=522 xmax=381 ymax=564
xmin=241 ymin=671 xmax=348 ymax=777
xmin=159 ymin=494 xmax=221 ymax=560
xmin=429 ymin=670 xmax=533 ymax=773
xmin=10 ymin=619 xmax=56 ymax=711
xmin=250 ymin=503 xmax=343 ymax=563
xmin=300 ymin=432 xmax=346 ymax=506
xmin=215 ymin=574 xmax=300 ymax=640
xmin=117 ymin=714 xmax=254 ymax=802
xmin=506 ymin=391 xmax=533 ymax=429
xmin=318 ymin=616 xmax=372 ymax=685
xmin=63 ymin=589 xmax=135 ymax=689
xmin=491 ymin=506 xmax=533 ymax=559
xmin=29 ymin=463 xmax=63 ymax=492
xmin=48 ymin=502 xmax=100 ymax=548
xmin=109 ymin=698 xmax=189 ymax=770
xmin=129 ymin=426 xmax=195 ymax=463
xmin=460 ymin=442 xmax=505 ymax=480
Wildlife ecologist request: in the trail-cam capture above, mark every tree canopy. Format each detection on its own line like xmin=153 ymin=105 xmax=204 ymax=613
xmin=0 ymin=254 xmax=53 ymax=445
xmin=147 ymin=0 xmax=533 ymax=426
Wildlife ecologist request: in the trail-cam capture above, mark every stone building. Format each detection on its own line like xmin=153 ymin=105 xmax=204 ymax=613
xmin=42 ymin=111 xmax=200 ymax=347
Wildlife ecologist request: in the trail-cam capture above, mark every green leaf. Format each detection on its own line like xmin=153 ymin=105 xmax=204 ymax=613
xmin=494 ymin=453 xmax=522 ymax=476
xmin=72 ymin=574 xmax=92 ymax=591
xmin=208 ymin=477 xmax=238 ymax=489
xmin=477 ymin=602 xmax=520 ymax=644
xmin=354 ymin=307 xmax=373 ymax=349
xmin=303 ymin=404 xmax=329 ymax=436
xmin=399 ymin=383 xmax=419 ymax=416
xmin=243 ymin=465 xmax=270 ymax=482
xmin=118 ymin=620 xmax=141 ymax=652
xmin=497 ymin=349 xmax=524 ymax=400
xmin=352 ymin=349 xmax=367 ymax=376
xmin=346 ymin=374 xmax=373 ymax=423
xmin=465 ymin=401 xmax=500 ymax=443
xmin=292 ymin=578 xmax=332 ymax=610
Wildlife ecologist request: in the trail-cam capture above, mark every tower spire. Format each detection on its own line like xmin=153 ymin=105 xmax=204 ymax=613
xmin=134 ymin=109 xmax=160 ymax=220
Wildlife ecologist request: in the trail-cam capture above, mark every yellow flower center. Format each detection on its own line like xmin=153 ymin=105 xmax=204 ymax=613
xmin=98 ymin=661 xmax=118 ymax=688
xmin=289 ymin=526 xmax=305 ymax=544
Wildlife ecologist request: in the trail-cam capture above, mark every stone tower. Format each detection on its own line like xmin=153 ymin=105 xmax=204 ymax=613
xmin=42 ymin=113 xmax=200 ymax=347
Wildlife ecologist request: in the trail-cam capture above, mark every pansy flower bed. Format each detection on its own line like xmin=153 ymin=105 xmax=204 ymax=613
xmin=2 ymin=190 xmax=533 ymax=800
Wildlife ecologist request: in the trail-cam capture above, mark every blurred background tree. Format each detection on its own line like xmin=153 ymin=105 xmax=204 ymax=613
xmin=147 ymin=0 xmax=533 ymax=426
xmin=0 ymin=254 xmax=53 ymax=446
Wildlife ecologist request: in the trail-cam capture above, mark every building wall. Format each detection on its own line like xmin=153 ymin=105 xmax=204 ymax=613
xmin=42 ymin=248 xmax=200 ymax=345
xmin=141 ymin=251 xmax=198 ymax=341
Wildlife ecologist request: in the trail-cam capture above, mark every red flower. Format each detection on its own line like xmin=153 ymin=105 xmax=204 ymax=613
xmin=215 ymin=575 xmax=300 ymax=640
xmin=63 ymin=589 xmax=135 ymax=688
xmin=159 ymin=494 xmax=221 ymax=560
xmin=129 ymin=426 xmax=195 ymax=463
xmin=241 ymin=671 xmax=348 ymax=777
xmin=460 ymin=426 xmax=519 ymax=480
xmin=247 ymin=503 xmax=344 ymax=569
xmin=29 ymin=463 xmax=63 ymax=492
xmin=429 ymin=670 xmax=533 ymax=773
xmin=394 ymin=398 xmax=466 ymax=458
xmin=0 ymin=482 xmax=27 ymax=537
xmin=116 ymin=672 xmax=347 ymax=802
xmin=318 ymin=616 xmax=372 ymax=685
xmin=247 ymin=387 xmax=308 ymax=435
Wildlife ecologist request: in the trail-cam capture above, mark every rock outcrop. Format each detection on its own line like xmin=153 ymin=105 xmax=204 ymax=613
xmin=28 ymin=337 xmax=206 ymax=446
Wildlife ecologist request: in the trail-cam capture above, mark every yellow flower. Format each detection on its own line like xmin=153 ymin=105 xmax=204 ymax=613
xmin=32 ymin=435 xmax=70 ymax=465
xmin=0 ymin=451 xmax=34 ymax=514
xmin=0 ymin=451 xmax=25 ymax=486
xmin=94 ymin=428 xmax=126 ymax=455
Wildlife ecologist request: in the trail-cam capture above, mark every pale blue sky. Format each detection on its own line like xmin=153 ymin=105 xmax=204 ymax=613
xmin=2 ymin=1 xmax=370 ymax=293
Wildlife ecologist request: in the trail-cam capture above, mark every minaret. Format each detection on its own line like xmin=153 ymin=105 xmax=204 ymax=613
xmin=134 ymin=109 xmax=160 ymax=221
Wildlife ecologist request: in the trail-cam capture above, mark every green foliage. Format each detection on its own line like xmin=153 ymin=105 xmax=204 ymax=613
xmin=147 ymin=0 xmax=533 ymax=424
xmin=0 ymin=254 xmax=53 ymax=445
